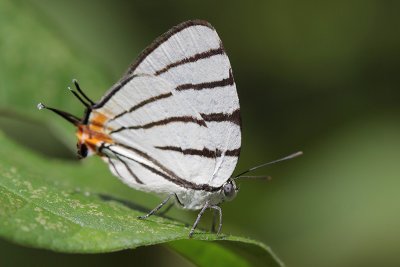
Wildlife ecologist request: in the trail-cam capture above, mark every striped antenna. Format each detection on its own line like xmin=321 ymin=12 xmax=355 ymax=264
xmin=37 ymin=102 xmax=81 ymax=125
xmin=234 ymin=151 xmax=303 ymax=179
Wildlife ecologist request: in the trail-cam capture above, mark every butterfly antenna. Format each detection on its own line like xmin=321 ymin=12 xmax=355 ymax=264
xmin=234 ymin=151 xmax=303 ymax=179
xmin=72 ymin=79 xmax=95 ymax=105
xmin=234 ymin=175 xmax=272 ymax=181
xmin=37 ymin=102 xmax=81 ymax=125
xmin=68 ymin=86 xmax=90 ymax=108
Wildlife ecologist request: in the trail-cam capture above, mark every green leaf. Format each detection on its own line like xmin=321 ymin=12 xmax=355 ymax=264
xmin=0 ymin=1 xmax=283 ymax=265
xmin=0 ymin=132 xmax=283 ymax=266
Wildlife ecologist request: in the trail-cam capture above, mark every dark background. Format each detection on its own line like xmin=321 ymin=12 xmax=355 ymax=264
xmin=1 ymin=0 xmax=400 ymax=266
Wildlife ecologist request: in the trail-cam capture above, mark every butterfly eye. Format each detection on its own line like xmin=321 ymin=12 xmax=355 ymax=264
xmin=223 ymin=181 xmax=236 ymax=200
xmin=78 ymin=143 xmax=88 ymax=159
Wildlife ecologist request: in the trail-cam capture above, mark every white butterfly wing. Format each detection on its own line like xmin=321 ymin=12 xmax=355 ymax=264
xmin=93 ymin=20 xmax=241 ymax=191
xmin=129 ymin=20 xmax=241 ymax=186
xmin=94 ymin=74 xmax=218 ymax=194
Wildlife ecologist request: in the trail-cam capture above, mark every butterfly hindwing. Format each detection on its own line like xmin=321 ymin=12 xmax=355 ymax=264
xmin=93 ymin=20 xmax=241 ymax=191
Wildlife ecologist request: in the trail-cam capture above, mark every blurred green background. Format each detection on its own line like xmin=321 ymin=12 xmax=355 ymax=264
xmin=1 ymin=0 xmax=400 ymax=266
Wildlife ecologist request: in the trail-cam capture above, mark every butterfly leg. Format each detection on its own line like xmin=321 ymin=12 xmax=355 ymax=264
xmin=189 ymin=201 xmax=209 ymax=238
xmin=138 ymin=193 xmax=174 ymax=219
xmin=209 ymin=205 xmax=223 ymax=235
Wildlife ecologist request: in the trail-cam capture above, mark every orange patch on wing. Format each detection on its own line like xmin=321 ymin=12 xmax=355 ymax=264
xmin=89 ymin=111 xmax=109 ymax=132
xmin=76 ymin=111 xmax=114 ymax=155
xmin=85 ymin=132 xmax=114 ymax=148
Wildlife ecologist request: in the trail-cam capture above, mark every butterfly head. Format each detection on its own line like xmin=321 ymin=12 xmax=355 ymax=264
xmin=76 ymin=142 xmax=90 ymax=159
xmin=37 ymin=80 xmax=113 ymax=160
xmin=221 ymin=178 xmax=238 ymax=201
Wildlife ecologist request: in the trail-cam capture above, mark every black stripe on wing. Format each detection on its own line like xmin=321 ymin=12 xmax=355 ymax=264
xmin=110 ymin=108 xmax=240 ymax=134
xmin=105 ymin=144 xmax=221 ymax=192
xmin=155 ymin=146 xmax=241 ymax=158
xmin=110 ymin=116 xmax=207 ymax=134
xmin=92 ymin=73 xmax=138 ymax=110
xmin=225 ymin=148 xmax=241 ymax=157
xmin=104 ymin=154 xmax=144 ymax=184
xmin=154 ymin=46 xmax=225 ymax=76
xmin=113 ymin=153 xmax=144 ymax=184
xmin=176 ymin=69 xmax=234 ymax=91
xmin=108 ymin=92 xmax=173 ymax=123
xmin=200 ymin=108 xmax=241 ymax=126
xmin=155 ymin=146 xmax=217 ymax=158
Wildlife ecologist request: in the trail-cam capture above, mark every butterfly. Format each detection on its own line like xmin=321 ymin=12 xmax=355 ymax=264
xmin=38 ymin=20 xmax=301 ymax=237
